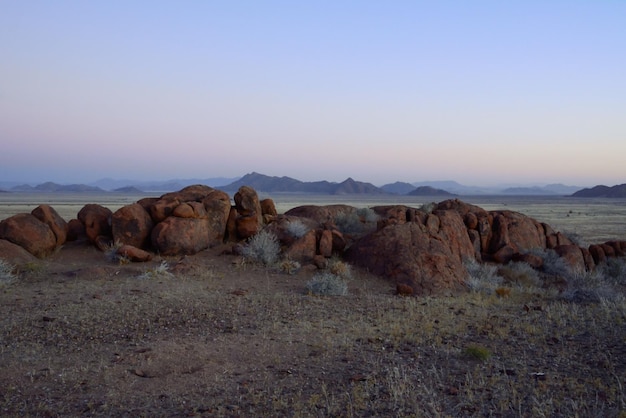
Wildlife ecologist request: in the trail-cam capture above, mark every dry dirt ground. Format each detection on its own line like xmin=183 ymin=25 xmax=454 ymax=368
xmin=1 ymin=240 xmax=626 ymax=417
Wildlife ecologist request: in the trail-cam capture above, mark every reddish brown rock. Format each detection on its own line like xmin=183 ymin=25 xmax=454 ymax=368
xmin=492 ymin=245 xmax=515 ymax=264
xmin=78 ymin=204 xmax=112 ymax=243
xmin=489 ymin=210 xmax=545 ymax=254
xmin=236 ymin=215 xmax=260 ymax=240
xmin=66 ymin=219 xmax=86 ymax=242
xmin=173 ymin=201 xmax=207 ymax=219
xmin=234 ymin=186 xmax=262 ymax=218
xmin=151 ymin=217 xmax=211 ymax=256
xmin=0 ymin=238 xmax=38 ymax=265
xmin=588 ymin=244 xmax=607 ymax=265
xmin=580 ymin=247 xmax=595 ymax=271
xmin=111 ymin=203 xmax=154 ymax=249
xmin=371 ymin=205 xmax=408 ymax=225
xmin=556 ymin=232 xmax=573 ymax=246
xmin=160 ymin=184 xmax=215 ymax=203
xmin=345 ymin=213 xmax=475 ymax=296
xmin=318 ymin=229 xmax=333 ymax=257
xmin=117 ymin=244 xmax=152 ymax=262
xmin=149 ymin=198 xmax=179 ymax=223
xmin=601 ymin=244 xmax=616 ymax=258
xmin=260 ymin=199 xmax=278 ymax=217
xmin=606 ymin=241 xmax=625 ymax=257
xmin=512 ymin=253 xmax=544 ymax=269
xmin=0 ymin=214 xmax=57 ymax=258
xmin=424 ymin=214 xmax=440 ymax=233
xmin=436 ymin=199 xmax=489 ymax=217
xmin=137 ymin=197 xmax=159 ymax=212
xmin=203 ymin=191 xmax=232 ymax=244
xmin=396 ymin=283 xmax=414 ymax=296
xmin=467 ymin=229 xmax=482 ymax=260
xmin=464 ymin=212 xmax=478 ymax=230
xmin=31 ymin=204 xmax=67 ymax=246
xmin=285 ymin=205 xmax=356 ymax=224
xmin=554 ymin=245 xmax=586 ymax=272
xmin=331 ymin=229 xmax=347 ymax=252
xmin=225 ymin=207 xmax=238 ymax=242
xmin=284 ymin=229 xmax=317 ymax=263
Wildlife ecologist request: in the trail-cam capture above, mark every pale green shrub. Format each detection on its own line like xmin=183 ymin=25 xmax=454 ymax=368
xmin=285 ymin=219 xmax=309 ymax=238
xmin=306 ymin=272 xmax=348 ymax=296
xmin=498 ymin=261 xmax=542 ymax=288
xmin=241 ymin=229 xmax=280 ymax=266
xmin=327 ymin=257 xmax=353 ymax=280
xmin=335 ymin=208 xmax=378 ymax=235
xmin=357 ymin=207 xmax=380 ymax=223
xmin=138 ymin=261 xmax=173 ymax=280
xmin=598 ymin=257 xmax=626 ymax=285
xmin=464 ymin=258 xmax=503 ymax=293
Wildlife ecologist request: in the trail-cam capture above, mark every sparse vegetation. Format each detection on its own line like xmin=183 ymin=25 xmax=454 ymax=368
xmin=278 ymin=258 xmax=301 ymax=275
xmin=0 ymin=259 xmax=17 ymax=286
xmin=334 ymin=208 xmax=378 ymax=235
xmin=285 ymin=219 xmax=309 ymax=238
xmin=464 ymin=344 xmax=491 ymax=361
xmin=464 ymin=258 xmax=503 ymax=294
xmin=240 ymin=229 xmax=280 ymax=266
xmin=1 ymin=195 xmax=626 ymax=416
xmin=137 ymin=260 xmax=174 ymax=280
xmin=305 ymin=271 xmax=348 ymax=296
xmin=104 ymin=240 xmax=129 ymax=264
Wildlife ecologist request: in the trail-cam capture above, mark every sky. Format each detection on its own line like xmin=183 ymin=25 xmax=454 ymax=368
xmin=1 ymin=1 xmax=625 ymax=187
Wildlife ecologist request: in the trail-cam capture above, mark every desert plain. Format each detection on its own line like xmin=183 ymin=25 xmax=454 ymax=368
xmin=1 ymin=191 xmax=625 ymax=417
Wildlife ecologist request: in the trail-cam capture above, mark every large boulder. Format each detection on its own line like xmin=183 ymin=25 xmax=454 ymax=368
xmin=203 ymin=190 xmax=231 ymax=244
xmin=0 ymin=238 xmax=38 ymax=265
xmin=345 ymin=210 xmax=475 ymax=296
xmin=285 ymin=204 xmax=356 ymax=225
xmin=489 ymin=210 xmax=546 ymax=254
xmin=160 ymin=184 xmax=215 ymax=203
xmin=283 ymin=229 xmax=317 ymax=263
xmin=149 ymin=198 xmax=180 ymax=223
xmin=111 ymin=203 xmax=154 ymax=249
xmin=151 ymin=217 xmax=211 ymax=256
xmin=0 ymin=214 xmax=57 ymax=258
xmin=554 ymin=245 xmax=586 ymax=272
xmin=31 ymin=204 xmax=67 ymax=246
xmin=234 ymin=186 xmax=262 ymax=219
xmin=78 ymin=204 xmax=112 ymax=243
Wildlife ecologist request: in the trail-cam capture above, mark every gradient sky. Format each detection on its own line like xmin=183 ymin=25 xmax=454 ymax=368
xmin=1 ymin=1 xmax=625 ymax=187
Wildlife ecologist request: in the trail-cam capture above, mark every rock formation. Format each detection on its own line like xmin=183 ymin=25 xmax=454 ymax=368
xmin=1 ymin=188 xmax=625 ymax=298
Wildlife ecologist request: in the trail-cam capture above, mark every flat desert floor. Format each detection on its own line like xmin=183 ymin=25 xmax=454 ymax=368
xmin=1 ymin=192 xmax=625 ymax=416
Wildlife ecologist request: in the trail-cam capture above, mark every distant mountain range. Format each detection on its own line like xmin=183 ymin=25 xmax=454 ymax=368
xmin=0 ymin=172 xmax=612 ymax=197
xmin=572 ymin=183 xmax=626 ymax=198
xmin=220 ymin=172 xmax=386 ymax=195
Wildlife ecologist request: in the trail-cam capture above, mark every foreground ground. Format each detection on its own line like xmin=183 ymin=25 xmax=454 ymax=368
xmin=1 ymin=241 xmax=626 ymax=417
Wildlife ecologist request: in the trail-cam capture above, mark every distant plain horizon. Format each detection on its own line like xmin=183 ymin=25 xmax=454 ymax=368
xmin=1 ymin=2 xmax=625 ymax=188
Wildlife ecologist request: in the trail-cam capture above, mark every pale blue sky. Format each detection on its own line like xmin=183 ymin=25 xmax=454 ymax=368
xmin=1 ymin=1 xmax=625 ymax=186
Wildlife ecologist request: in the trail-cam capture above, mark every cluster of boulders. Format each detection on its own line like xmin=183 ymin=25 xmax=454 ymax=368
xmin=1 ymin=186 xmax=625 ymax=296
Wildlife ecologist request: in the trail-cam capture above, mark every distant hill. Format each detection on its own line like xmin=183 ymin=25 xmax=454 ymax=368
xmin=501 ymin=186 xmax=557 ymax=195
xmin=113 ymin=186 xmax=144 ymax=193
xmin=220 ymin=172 xmax=387 ymax=195
xmin=381 ymin=181 xmax=416 ymax=195
xmin=333 ymin=178 xmax=386 ymax=195
xmin=407 ymin=186 xmax=456 ymax=197
xmin=572 ymin=184 xmax=626 ymax=198
xmin=11 ymin=182 xmax=105 ymax=193
xmin=89 ymin=177 xmax=239 ymax=191
xmin=501 ymin=184 xmax=582 ymax=195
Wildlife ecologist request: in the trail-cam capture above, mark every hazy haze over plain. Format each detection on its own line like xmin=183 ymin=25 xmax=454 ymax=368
xmin=1 ymin=1 xmax=625 ymax=187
